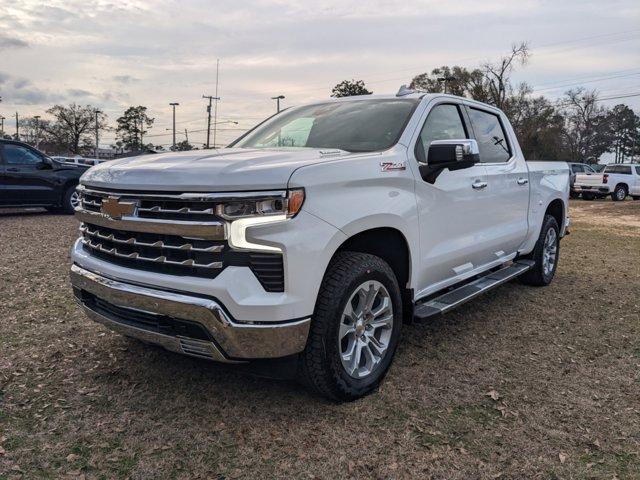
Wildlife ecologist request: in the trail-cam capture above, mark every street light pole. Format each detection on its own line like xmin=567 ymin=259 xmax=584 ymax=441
xmin=0 ymin=116 xmax=5 ymax=137
xmin=271 ymin=95 xmax=285 ymax=113
xmin=437 ymin=76 xmax=456 ymax=94
xmin=15 ymin=112 xmax=19 ymax=140
xmin=169 ymin=102 xmax=179 ymax=150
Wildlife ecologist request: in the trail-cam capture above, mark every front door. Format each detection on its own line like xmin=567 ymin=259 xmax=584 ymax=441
xmin=0 ymin=143 xmax=58 ymax=205
xmin=410 ymin=101 xmax=493 ymax=298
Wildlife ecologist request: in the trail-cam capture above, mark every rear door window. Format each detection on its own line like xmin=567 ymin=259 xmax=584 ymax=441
xmin=468 ymin=108 xmax=511 ymax=163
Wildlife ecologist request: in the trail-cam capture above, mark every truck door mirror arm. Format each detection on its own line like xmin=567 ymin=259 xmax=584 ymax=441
xmin=416 ymin=139 xmax=480 ymax=184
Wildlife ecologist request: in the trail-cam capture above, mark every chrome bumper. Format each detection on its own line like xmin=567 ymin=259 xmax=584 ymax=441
xmin=70 ymin=264 xmax=310 ymax=362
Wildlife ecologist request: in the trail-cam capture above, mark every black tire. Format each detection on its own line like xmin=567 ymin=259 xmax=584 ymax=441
xmin=61 ymin=185 xmax=80 ymax=214
xmin=519 ymin=215 xmax=560 ymax=287
xmin=299 ymin=252 xmax=403 ymax=402
xmin=632 ymin=196 xmax=640 ymax=201
xmin=569 ymin=191 xmax=580 ymax=199
xmin=611 ymin=184 xmax=627 ymax=202
xmin=581 ymin=192 xmax=595 ymax=200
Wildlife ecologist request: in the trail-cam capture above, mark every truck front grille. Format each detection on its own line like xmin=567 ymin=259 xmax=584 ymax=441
xmin=77 ymin=187 xmax=285 ymax=291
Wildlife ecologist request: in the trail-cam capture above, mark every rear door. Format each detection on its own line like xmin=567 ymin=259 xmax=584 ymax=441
xmin=0 ymin=143 xmax=58 ymax=205
xmin=465 ymin=105 xmax=530 ymax=261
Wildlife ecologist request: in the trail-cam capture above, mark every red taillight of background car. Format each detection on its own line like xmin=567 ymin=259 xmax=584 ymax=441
xmin=603 ymin=174 xmax=609 ymax=184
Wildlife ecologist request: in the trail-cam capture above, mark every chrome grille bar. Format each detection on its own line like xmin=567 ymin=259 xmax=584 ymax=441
xmin=81 ymin=238 xmax=223 ymax=269
xmin=75 ymin=209 xmax=226 ymax=240
xmin=79 ymin=225 xmax=223 ymax=253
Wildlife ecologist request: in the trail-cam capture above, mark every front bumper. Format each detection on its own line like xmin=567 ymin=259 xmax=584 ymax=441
xmin=70 ymin=264 xmax=311 ymax=362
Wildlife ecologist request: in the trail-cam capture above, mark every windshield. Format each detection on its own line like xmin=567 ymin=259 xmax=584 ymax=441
xmin=233 ymin=98 xmax=419 ymax=152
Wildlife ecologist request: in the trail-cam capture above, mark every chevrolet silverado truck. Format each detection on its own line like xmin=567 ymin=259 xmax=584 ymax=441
xmin=69 ymin=91 xmax=570 ymax=401
xmin=575 ymin=163 xmax=640 ymax=201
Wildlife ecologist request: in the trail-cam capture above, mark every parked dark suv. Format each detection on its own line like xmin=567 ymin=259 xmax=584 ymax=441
xmin=0 ymin=140 xmax=88 ymax=214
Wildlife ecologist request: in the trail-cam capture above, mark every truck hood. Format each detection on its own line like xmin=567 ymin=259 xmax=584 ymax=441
xmin=80 ymin=147 xmax=351 ymax=192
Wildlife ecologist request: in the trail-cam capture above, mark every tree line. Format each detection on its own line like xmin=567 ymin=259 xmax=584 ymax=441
xmin=331 ymin=44 xmax=639 ymax=164
xmin=4 ymin=43 xmax=638 ymax=163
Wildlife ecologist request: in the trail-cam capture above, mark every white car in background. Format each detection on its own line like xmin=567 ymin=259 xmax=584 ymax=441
xmin=575 ymin=163 xmax=640 ymax=201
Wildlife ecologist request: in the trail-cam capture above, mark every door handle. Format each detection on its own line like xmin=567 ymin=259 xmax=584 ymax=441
xmin=517 ymin=177 xmax=529 ymax=185
xmin=472 ymin=181 xmax=488 ymax=190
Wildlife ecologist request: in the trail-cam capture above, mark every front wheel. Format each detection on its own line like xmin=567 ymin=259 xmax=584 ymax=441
xmin=62 ymin=185 xmax=80 ymax=214
xmin=299 ymin=252 xmax=402 ymax=401
xmin=519 ymin=215 xmax=560 ymax=287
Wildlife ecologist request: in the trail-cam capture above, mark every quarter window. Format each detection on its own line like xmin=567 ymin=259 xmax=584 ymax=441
xmin=468 ymin=108 xmax=511 ymax=163
xmin=417 ymin=104 xmax=467 ymax=160
xmin=635 ymin=166 xmax=640 ymax=175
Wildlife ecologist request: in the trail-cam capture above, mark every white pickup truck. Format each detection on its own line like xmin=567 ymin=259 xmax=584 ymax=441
xmin=69 ymin=91 xmax=570 ymax=401
xmin=575 ymin=163 xmax=640 ymax=201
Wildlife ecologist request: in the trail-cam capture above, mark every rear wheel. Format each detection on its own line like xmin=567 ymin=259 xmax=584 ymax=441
xmin=519 ymin=215 xmax=560 ymax=287
xmin=611 ymin=185 xmax=627 ymax=202
xmin=581 ymin=192 xmax=595 ymax=200
xmin=299 ymin=252 xmax=402 ymax=401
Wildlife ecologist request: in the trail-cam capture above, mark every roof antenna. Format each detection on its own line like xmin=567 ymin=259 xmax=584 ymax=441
xmin=396 ymin=85 xmax=414 ymax=97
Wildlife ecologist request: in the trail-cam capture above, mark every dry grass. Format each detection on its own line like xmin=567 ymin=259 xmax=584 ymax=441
xmin=1 ymin=199 xmax=639 ymax=479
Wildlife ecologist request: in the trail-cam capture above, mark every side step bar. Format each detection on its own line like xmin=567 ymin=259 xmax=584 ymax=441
xmin=413 ymin=260 xmax=535 ymax=320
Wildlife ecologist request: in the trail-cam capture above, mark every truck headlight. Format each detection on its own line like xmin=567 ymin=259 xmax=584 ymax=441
xmin=217 ymin=188 xmax=304 ymax=220
xmin=222 ymin=189 xmax=305 ymax=252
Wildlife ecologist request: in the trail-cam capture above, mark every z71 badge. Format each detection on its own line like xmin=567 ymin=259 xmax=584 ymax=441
xmin=380 ymin=161 xmax=406 ymax=172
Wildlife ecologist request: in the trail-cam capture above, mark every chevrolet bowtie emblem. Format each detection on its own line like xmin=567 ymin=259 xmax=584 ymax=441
xmin=100 ymin=196 xmax=136 ymax=219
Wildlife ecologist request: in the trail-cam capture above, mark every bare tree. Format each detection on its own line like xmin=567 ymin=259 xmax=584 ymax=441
xmin=560 ymin=89 xmax=612 ymax=163
xmin=43 ymin=104 xmax=108 ymax=154
xmin=482 ymin=42 xmax=530 ymax=110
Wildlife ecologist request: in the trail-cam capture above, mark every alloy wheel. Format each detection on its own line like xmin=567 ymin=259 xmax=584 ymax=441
xmin=339 ymin=280 xmax=394 ymax=379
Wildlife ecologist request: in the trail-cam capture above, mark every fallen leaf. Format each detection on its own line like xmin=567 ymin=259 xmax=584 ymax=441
xmin=486 ymin=390 xmax=501 ymax=401
xmin=559 ymin=452 xmax=568 ymax=464
xmin=66 ymin=453 xmax=80 ymax=462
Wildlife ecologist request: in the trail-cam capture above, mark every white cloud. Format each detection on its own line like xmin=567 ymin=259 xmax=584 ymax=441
xmin=1 ymin=0 xmax=638 ymax=147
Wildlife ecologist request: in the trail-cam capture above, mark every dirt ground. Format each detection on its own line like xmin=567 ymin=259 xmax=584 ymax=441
xmin=1 ymin=199 xmax=639 ymax=480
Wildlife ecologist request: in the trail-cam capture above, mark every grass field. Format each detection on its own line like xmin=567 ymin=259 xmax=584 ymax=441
xmin=1 ymin=199 xmax=639 ymax=479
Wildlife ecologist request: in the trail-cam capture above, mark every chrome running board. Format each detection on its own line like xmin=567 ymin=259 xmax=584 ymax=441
xmin=413 ymin=260 xmax=535 ymax=320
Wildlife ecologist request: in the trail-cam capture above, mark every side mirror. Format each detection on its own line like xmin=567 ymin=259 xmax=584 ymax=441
xmin=37 ymin=157 xmax=54 ymax=170
xmin=417 ymin=139 xmax=480 ymax=183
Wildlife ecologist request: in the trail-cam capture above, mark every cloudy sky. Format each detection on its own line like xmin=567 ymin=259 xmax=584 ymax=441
xmin=1 ymin=0 xmax=639 ymax=148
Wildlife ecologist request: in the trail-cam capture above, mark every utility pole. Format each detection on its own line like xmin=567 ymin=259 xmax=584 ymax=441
xmin=0 ymin=116 xmax=5 ymax=137
xmin=33 ymin=115 xmax=41 ymax=148
xmin=94 ymin=109 xmax=102 ymax=158
xmin=169 ymin=102 xmax=179 ymax=149
xmin=271 ymin=95 xmax=285 ymax=113
xmin=184 ymin=128 xmax=189 ymax=143
xmin=15 ymin=112 xmax=19 ymax=140
xmin=202 ymin=94 xmax=219 ymax=149
xmin=213 ymin=59 xmax=220 ymax=149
